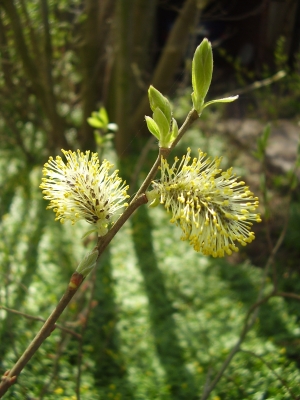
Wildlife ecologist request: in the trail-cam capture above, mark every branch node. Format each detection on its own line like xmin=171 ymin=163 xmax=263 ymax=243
xmin=69 ymin=272 xmax=84 ymax=290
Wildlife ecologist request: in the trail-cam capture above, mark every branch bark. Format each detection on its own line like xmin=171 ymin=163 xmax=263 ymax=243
xmin=0 ymin=273 xmax=84 ymax=398
xmin=0 ymin=306 xmax=81 ymax=340
xmin=0 ymin=94 xmax=205 ymax=398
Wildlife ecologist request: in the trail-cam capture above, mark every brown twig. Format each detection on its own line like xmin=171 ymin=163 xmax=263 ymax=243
xmin=170 ymin=108 xmax=198 ymax=149
xmin=0 ymin=272 xmax=84 ymax=397
xmin=199 ymin=292 xmax=274 ymax=400
xmin=0 ymin=104 xmax=201 ymax=398
xmin=97 ymin=107 xmax=199 ymax=255
xmin=275 ymin=292 xmax=300 ymax=302
xmin=199 ymin=136 xmax=300 ymax=398
xmin=240 ymin=349 xmax=299 ymax=400
xmin=75 ymin=268 xmax=98 ymax=400
xmin=0 ymin=306 xmax=81 ymax=340
xmin=0 ymin=193 xmax=149 ymax=398
xmin=222 ymin=71 xmax=286 ymax=98
xmin=96 ymin=193 xmax=148 ymax=256
xmin=132 ymin=108 xmax=198 ymax=200
xmin=129 ymin=135 xmax=157 ymax=194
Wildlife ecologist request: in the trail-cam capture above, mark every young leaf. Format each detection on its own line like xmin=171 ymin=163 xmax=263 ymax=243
xmin=98 ymin=107 xmax=109 ymax=126
xmin=202 ymin=96 xmax=239 ymax=110
xmin=87 ymin=117 xmax=104 ymax=128
xmin=145 ymin=116 xmax=161 ymax=140
xmin=192 ymin=39 xmax=213 ymax=113
xmin=153 ymin=107 xmax=170 ymax=137
xmin=148 ymin=86 xmax=171 ymax=124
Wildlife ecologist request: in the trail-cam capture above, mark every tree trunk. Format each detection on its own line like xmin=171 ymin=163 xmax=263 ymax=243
xmin=1 ymin=0 xmax=69 ymax=151
xmin=77 ymin=0 xmax=116 ymax=151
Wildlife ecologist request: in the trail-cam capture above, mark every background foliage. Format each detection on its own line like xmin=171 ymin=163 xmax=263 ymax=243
xmin=1 ymin=0 xmax=300 ymax=399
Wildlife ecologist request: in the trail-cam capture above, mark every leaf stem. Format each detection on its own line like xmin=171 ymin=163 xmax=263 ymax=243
xmin=132 ymin=107 xmax=199 ymax=202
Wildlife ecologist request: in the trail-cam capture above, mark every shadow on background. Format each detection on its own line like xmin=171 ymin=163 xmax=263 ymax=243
xmin=217 ymin=260 xmax=293 ymax=343
xmin=87 ymin=247 xmax=133 ymax=398
xmin=0 ymin=196 xmax=46 ymax=364
xmin=131 ymin=207 xmax=198 ymax=400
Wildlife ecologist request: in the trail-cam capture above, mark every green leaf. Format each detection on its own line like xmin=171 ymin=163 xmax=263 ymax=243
xmin=202 ymin=95 xmax=239 ymax=109
xmin=148 ymin=86 xmax=171 ymax=124
xmin=76 ymin=250 xmax=98 ymax=277
xmin=87 ymin=117 xmax=105 ymax=128
xmin=161 ymin=117 xmax=178 ymax=147
xmin=98 ymin=107 xmax=109 ymax=126
xmin=146 ymin=189 xmax=160 ymax=207
xmin=192 ymin=38 xmax=213 ymax=112
xmin=170 ymin=117 xmax=178 ymax=140
xmin=191 ymin=92 xmax=204 ymax=115
xmin=153 ymin=107 xmax=170 ymax=137
xmin=94 ymin=131 xmax=104 ymax=145
xmin=145 ymin=116 xmax=161 ymax=139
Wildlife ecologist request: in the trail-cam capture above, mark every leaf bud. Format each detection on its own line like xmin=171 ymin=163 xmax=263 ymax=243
xmin=148 ymin=86 xmax=171 ymax=124
xmin=191 ymin=38 xmax=213 ymax=114
xmin=76 ymin=250 xmax=99 ymax=278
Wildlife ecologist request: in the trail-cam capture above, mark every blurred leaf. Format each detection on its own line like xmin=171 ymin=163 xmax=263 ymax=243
xmin=87 ymin=117 xmax=106 ymax=129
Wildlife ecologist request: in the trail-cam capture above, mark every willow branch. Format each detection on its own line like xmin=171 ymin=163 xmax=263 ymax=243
xmin=0 ymin=273 xmax=84 ymax=398
xmin=129 ymin=136 xmax=157 ymax=193
xmin=97 ymin=109 xmax=200 ymax=257
xmin=275 ymin=292 xmax=300 ymax=301
xmin=0 ymin=102 xmax=200 ymax=398
xmin=131 ymin=107 xmax=199 ymax=202
xmin=240 ymin=350 xmax=298 ymax=400
xmin=76 ymin=268 xmax=98 ymax=399
xmin=96 ymin=193 xmax=148 ymax=255
xmin=171 ymin=108 xmax=199 ymax=149
xmin=0 ymin=306 xmax=81 ymax=340
xmin=222 ymin=70 xmax=286 ymax=98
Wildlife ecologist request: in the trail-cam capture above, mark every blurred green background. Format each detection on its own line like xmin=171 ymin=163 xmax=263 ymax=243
xmin=1 ymin=1 xmax=300 ymax=399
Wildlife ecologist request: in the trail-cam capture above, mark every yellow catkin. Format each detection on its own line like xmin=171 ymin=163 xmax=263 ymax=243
xmin=152 ymin=148 xmax=261 ymax=257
